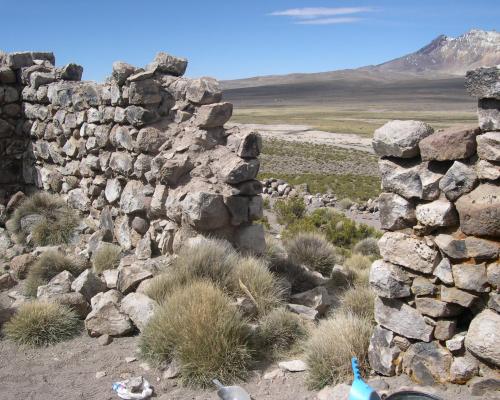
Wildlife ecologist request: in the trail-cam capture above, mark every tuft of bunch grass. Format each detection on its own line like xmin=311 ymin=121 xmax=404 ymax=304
xmin=344 ymin=254 xmax=372 ymax=272
xmin=352 ymin=237 xmax=380 ymax=258
xmin=339 ymin=285 xmax=375 ymax=321
xmin=140 ymin=281 xmax=251 ymax=387
xmin=92 ymin=243 xmax=121 ymax=274
xmin=256 ymin=308 xmax=308 ymax=357
xmin=231 ymin=257 xmax=283 ymax=317
xmin=337 ymin=198 xmax=354 ymax=210
xmin=24 ymin=251 xmax=84 ymax=297
xmin=3 ymin=301 xmax=80 ymax=346
xmin=286 ymin=232 xmax=337 ymax=276
xmin=145 ymin=271 xmax=190 ymax=304
xmin=7 ymin=192 xmax=79 ymax=246
xmin=304 ymin=311 xmax=373 ymax=389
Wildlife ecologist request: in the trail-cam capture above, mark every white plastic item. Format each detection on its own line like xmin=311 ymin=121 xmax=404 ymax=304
xmin=112 ymin=377 xmax=153 ymax=400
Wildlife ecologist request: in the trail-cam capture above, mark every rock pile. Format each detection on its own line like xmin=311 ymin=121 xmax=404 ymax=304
xmin=0 ymin=51 xmax=265 ymax=255
xmin=368 ymin=66 xmax=500 ymax=387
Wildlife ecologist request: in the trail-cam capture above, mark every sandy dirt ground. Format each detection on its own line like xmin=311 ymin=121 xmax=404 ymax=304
xmin=227 ymin=123 xmax=374 ymax=153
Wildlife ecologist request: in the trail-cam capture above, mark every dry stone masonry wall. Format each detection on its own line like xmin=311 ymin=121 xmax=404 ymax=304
xmin=369 ymin=65 xmax=500 ymax=386
xmin=0 ymin=51 xmax=265 ymax=255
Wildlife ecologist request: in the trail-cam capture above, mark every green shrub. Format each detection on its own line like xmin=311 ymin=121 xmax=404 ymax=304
xmin=338 ymin=198 xmax=354 ymax=210
xmin=92 ymin=243 xmax=121 ymax=274
xmin=305 ymin=311 xmax=373 ymax=389
xmin=3 ymin=301 xmax=80 ymax=346
xmin=7 ymin=192 xmax=79 ymax=246
xmin=140 ymin=281 xmax=251 ymax=387
xmin=285 ymin=232 xmax=337 ymax=276
xmin=339 ymin=286 xmax=375 ymax=321
xmin=231 ymin=257 xmax=283 ymax=317
xmin=353 ymin=237 xmax=380 ymax=257
xmin=274 ymin=197 xmax=306 ymax=225
xmin=256 ymin=308 xmax=308 ymax=357
xmin=24 ymin=251 xmax=84 ymax=297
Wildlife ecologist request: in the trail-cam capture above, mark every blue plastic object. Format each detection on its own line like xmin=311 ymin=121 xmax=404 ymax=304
xmin=348 ymin=358 xmax=381 ymax=400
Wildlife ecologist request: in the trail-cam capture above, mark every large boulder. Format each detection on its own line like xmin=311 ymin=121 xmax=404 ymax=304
xmin=465 ymin=309 xmax=500 ymax=367
xmin=455 ymin=183 xmax=500 ymax=237
xmin=419 ymin=126 xmax=479 ymax=161
xmin=186 ymin=77 xmax=222 ymax=105
xmin=85 ymin=290 xmax=133 ymax=337
xmin=452 ymin=263 xmax=489 ymax=292
xmin=120 ymin=292 xmax=156 ymax=332
xmin=117 ymin=263 xmax=154 ymax=295
xmin=369 ymin=260 xmax=411 ymax=299
xmin=372 ymin=120 xmax=433 ymax=158
xmin=415 ymin=199 xmax=458 ymax=228
xmin=374 ymin=297 xmax=434 ymax=342
xmin=193 ymin=102 xmax=233 ymax=128
xmin=119 ymin=180 xmax=147 ymax=214
xmin=71 ymin=269 xmax=106 ymax=302
xmin=181 ymin=192 xmax=230 ymax=230
xmin=465 ymin=66 xmax=500 ymax=99
xmin=438 ymin=161 xmax=478 ymax=201
xmin=378 ymin=158 xmax=421 ymax=199
xmin=378 ymin=232 xmax=439 ymax=274
xmin=147 ymin=52 xmax=188 ymax=76
xmin=402 ymin=341 xmax=452 ymax=385
xmin=368 ymin=325 xmax=401 ymax=376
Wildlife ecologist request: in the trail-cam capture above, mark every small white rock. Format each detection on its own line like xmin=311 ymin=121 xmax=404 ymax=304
xmin=278 ymin=360 xmax=307 ymax=372
xmin=96 ymin=371 xmax=106 ymax=379
xmin=125 ymin=356 xmax=137 ymax=363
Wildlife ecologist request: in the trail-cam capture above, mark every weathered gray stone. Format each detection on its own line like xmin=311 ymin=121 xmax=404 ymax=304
xmin=136 ymin=127 xmax=166 ymax=154
xmin=433 ymin=258 xmax=454 ymax=285
xmin=85 ymin=290 xmax=133 ymax=337
xmin=235 ymin=224 xmax=266 ymax=255
xmin=477 ymin=98 xmax=500 ymax=131
xmin=468 ymin=376 xmax=500 ymax=397
xmin=450 ymin=354 xmax=479 ymax=384
xmin=285 ymin=303 xmax=318 ymax=320
xmin=110 ymin=125 xmax=133 ymax=150
xmin=71 ymin=269 xmax=107 ymax=302
xmin=135 ymin=232 xmax=152 ymax=260
xmin=193 ymin=102 xmax=233 ymax=128
xmin=439 ymin=161 xmax=478 ymax=201
xmin=117 ymin=264 xmax=154 ymax=294
xmin=112 ymin=61 xmax=136 ymax=84
xmin=370 ymin=260 xmax=411 ymax=298
xmin=477 ymin=131 xmax=500 ymax=161
xmin=415 ymin=297 xmax=463 ymax=318
xmin=372 ymin=120 xmax=434 ymax=158
xmin=465 ymin=66 xmax=500 ymax=99
xmin=67 ymin=188 xmax=91 ymax=212
xmin=465 ymin=309 xmax=500 ymax=367
xmin=120 ymin=181 xmax=147 ymax=214
xmin=475 ymin=159 xmax=500 ymax=180
xmin=434 ymin=319 xmax=457 ymax=341
xmin=487 ymin=263 xmax=500 ymax=288
xmin=374 ymin=297 xmax=434 ymax=342
xmin=289 ymin=286 xmax=333 ymax=316
xmin=159 ymin=154 xmax=194 ymax=185
xmin=125 ymin=105 xmax=157 ymax=127
xmin=464 ymin=237 xmax=499 ymax=260
xmin=120 ymin=292 xmax=156 ymax=332
xmin=224 ymin=196 xmax=249 ymax=225
xmin=59 ymin=63 xmax=83 ymax=81
xmin=181 ymin=192 xmax=229 ymax=230
xmin=368 ymin=325 xmax=401 ymax=376
xmin=50 ymin=292 xmax=90 ymax=319
xmin=104 ymin=178 xmax=122 ymax=203
xmin=446 ymin=333 xmax=465 ymax=353
xmin=220 ymin=157 xmax=260 ymax=184
xmin=433 ymin=234 xmax=467 ymax=260
xmin=228 ymin=131 xmax=262 ymax=158
xmin=452 ymin=263 xmax=489 ymax=292
xmin=378 ymin=192 xmax=416 ymax=230
xmin=129 ymin=79 xmax=161 ymax=105
xmin=186 ymin=77 xmax=222 ymax=105
xmin=37 ymin=270 xmax=74 ymax=299
xmin=440 ymin=285 xmax=479 ymax=309
xmin=378 ymin=158 xmax=422 ymax=199
xmin=378 ymin=232 xmax=439 ymax=274
xmin=402 ymin=341 xmax=452 ymax=385
xmin=411 ymin=277 xmax=437 ymax=296
xmin=415 ymin=199 xmax=458 ymax=228
xmin=456 ymin=183 xmax=500 ymax=237
xmin=419 ymin=126 xmax=479 ymax=161
xmin=147 ymin=52 xmax=187 ymax=76
xmin=109 ymin=152 xmax=133 ymax=176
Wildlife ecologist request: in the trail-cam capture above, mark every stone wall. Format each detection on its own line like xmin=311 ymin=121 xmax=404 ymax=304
xmin=0 ymin=51 xmax=265 ymax=255
xmin=368 ymin=66 xmax=499 ymax=385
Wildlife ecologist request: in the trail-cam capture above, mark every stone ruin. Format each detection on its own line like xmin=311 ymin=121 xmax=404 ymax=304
xmin=0 ymin=50 xmax=265 ymax=256
xmin=368 ymin=66 xmax=499 ymax=388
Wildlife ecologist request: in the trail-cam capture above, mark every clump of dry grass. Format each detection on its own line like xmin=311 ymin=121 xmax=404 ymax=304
xmin=338 ymin=285 xmax=375 ymax=321
xmin=337 ymin=198 xmax=354 ymax=210
xmin=145 ymin=271 xmax=190 ymax=304
xmin=140 ymin=281 xmax=251 ymax=387
xmin=352 ymin=237 xmax=380 ymax=257
xmin=24 ymin=251 xmax=84 ymax=297
xmin=256 ymin=308 xmax=308 ymax=357
xmin=92 ymin=243 xmax=121 ymax=274
xmin=3 ymin=301 xmax=80 ymax=346
xmin=344 ymin=254 xmax=372 ymax=272
xmin=7 ymin=192 xmax=79 ymax=246
xmin=304 ymin=311 xmax=373 ymax=389
xmin=231 ymin=257 xmax=283 ymax=317
xmin=286 ymin=232 xmax=337 ymax=276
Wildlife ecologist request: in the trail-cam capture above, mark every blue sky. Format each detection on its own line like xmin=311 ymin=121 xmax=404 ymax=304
xmin=2 ymin=1 xmax=499 ymax=81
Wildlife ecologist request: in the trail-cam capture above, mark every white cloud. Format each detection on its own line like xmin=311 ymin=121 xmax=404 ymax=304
xmin=270 ymin=7 xmax=373 ymax=18
xmin=296 ymin=17 xmax=362 ymax=25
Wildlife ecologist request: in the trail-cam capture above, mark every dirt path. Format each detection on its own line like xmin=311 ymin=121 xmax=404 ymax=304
xmin=227 ymin=123 xmax=374 ymax=153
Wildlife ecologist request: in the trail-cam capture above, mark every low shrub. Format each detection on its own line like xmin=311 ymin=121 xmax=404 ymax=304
xmin=256 ymin=308 xmax=308 ymax=357
xmin=3 ymin=301 xmax=80 ymax=346
xmin=352 ymin=237 xmax=380 ymax=257
xmin=274 ymin=197 xmax=306 ymax=225
xmin=92 ymin=243 xmax=121 ymax=274
xmin=7 ymin=192 xmax=79 ymax=246
xmin=304 ymin=311 xmax=373 ymax=389
xmin=339 ymin=286 xmax=375 ymax=321
xmin=338 ymin=198 xmax=354 ymax=210
xmin=285 ymin=232 xmax=337 ymax=276
xmin=140 ymin=281 xmax=251 ymax=387
xmin=231 ymin=257 xmax=283 ymax=317
xmin=24 ymin=251 xmax=84 ymax=297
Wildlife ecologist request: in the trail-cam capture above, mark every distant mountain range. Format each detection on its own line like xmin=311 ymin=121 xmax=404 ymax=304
xmin=222 ymin=30 xmax=500 ymax=90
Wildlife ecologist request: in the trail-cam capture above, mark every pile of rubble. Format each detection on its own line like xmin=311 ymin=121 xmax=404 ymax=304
xmin=368 ymin=65 xmax=499 ymax=389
